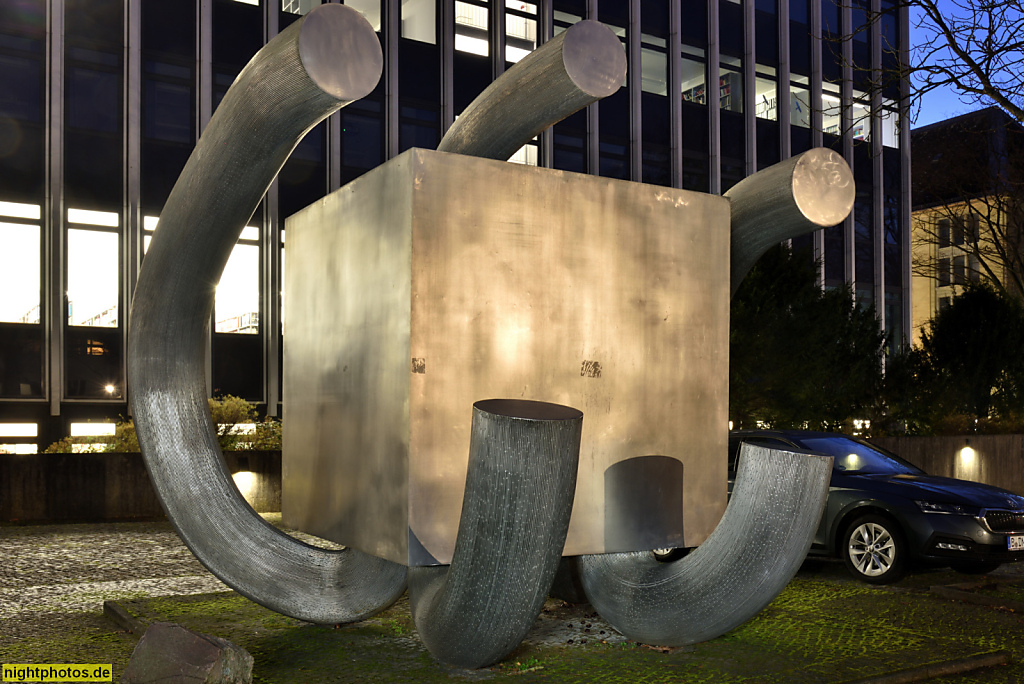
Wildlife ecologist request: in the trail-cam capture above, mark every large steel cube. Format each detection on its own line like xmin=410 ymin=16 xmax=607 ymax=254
xmin=283 ymin=149 xmax=730 ymax=566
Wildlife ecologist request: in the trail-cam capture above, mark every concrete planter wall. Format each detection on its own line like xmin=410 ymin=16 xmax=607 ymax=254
xmin=871 ymin=435 xmax=1024 ymax=495
xmin=0 ymin=451 xmax=281 ymax=523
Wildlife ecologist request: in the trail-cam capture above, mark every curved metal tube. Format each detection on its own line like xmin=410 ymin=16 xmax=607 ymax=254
xmin=127 ymin=5 xmax=407 ymax=624
xmin=727 ymin=148 xmax=855 ymax=296
xmin=409 ymin=400 xmax=582 ymax=668
xmin=575 ymin=445 xmax=831 ymax=646
xmin=437 ymin=20 xmax=626 ymax=160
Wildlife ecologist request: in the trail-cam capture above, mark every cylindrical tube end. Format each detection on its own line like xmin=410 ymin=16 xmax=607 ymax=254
xmin=792 ymin=148 xmax=855 ymax=227
xmin=561 ymin=20 xmax=628 ymax=98
xmin=298 ymin=4 xmax=383 ymax=101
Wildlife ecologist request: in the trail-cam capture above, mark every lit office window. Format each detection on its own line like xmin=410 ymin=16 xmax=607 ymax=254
xmin=346 ymin=0 xmax=381 ymax=31
xmin=455 ymin=1 xmax=489 ymax=55
xmin=681 ymin=46 xmax=706 ymax=104
xmin=755 ymin=65 xmax=777 ymax=120
xmin=0 ymin=444 xmax=38 ymax=454
xmin=0 ymin=423 xmax=37 ymax=437
xmin=791 ymin=75 xmax=810 ymax=128
xmin=851 ymin=89 xmax=871 ymax=141
xmin=70 ymin=422 xmax=116 ymax=437
xmin=506 ymin=1 xmax=537 ymax=63
xmin=216 ymin=241 xmax=260 ymax=334
xmin=67 ymin=229 xmax=119 ymax=327
xmin=641 ymin=34 xmax=668 ymax=96
xmin=402 ymin=0 xmax=435 ymax=44
xmin=0 ymin=222 xmax=40 ymax=323
xmin=508 ymin=143 xmax=538 ymax=166
xmin=720 ymin=57 xmax=743 ymax=113
xmin=0 ymin=201 xmax=41 ymax=220
xmin=822 ymin=82 xmax=842 ymax=135
xmin=68 ymin=208 xmax=119 ymax=227
xmin=553 ymin=9 xmax=581 ymax=36
xmin=881 ymin=101 xmax=899 ymax=148
xmin=281 ymin=0 xmax=320 ymax=13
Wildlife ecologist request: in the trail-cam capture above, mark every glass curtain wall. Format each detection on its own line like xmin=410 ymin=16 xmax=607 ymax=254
xmin=0 ymin=0 xmax=912 ymax=449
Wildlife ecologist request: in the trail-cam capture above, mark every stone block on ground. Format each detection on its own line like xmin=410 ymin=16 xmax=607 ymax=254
xmin=121 ymin=622 xmax=253 ymax=683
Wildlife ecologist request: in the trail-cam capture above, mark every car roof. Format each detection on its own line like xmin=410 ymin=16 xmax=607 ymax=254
xmin=730 ymin=429 xmax=853 ymax=441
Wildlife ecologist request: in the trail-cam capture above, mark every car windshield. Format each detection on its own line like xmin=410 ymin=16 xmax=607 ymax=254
xmin=793 ymin=436 xmax=924 ymax=475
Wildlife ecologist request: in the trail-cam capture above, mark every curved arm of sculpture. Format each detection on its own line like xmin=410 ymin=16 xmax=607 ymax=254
xmin=127 ymin=5 xmax=407 ymax=625
xmin=437 ymin=20 xmax=626 ymax=161
xmin=574 ymin=445 xmax=831 ymax=646
xmin=727 ymin=148 xmax=855 ymax=297
xmin=408 ymin=400 xmax=583 ymax=668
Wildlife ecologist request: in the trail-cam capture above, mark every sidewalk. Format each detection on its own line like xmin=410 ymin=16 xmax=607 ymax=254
xmin=3 ymin=516 xmax=1024 ymax=683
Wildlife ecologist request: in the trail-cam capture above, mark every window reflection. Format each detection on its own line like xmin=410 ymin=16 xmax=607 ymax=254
xmin=456 ymin=1 xmax=489 ymax=56
xmin=215 ymin=241 xmax=260 ymax=334
xmin=641 ymin=33 xmax=668 ymax=96
xmin=282 ymin=0 xmax=320 ymax=13
xmin=0 ymin=221 xmax=40 ymax=323
xmin=506 ymin=1 xmax=537 ymax=63
xmin=720 ymin=58 xmax=743 ymax=113
xmin=791 ymin=75 xmax=810 ymax=128
xmin=67 ymin=228 xmax=119 ymax=328
xmin=402 ymin=0 xmax=435 ymax=44
xmin=681 ymin=47 xmax=706 ymax=105
xmin=345 ymin=0 xmax=381 ymax=31
xmin=755 ymin=65 xmax=776 ymax=121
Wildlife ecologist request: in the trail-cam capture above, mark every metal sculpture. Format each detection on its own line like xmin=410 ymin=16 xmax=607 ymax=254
xmin=128 ymin=2 xmax=854 ymax=670
xmin=408 ymin=400 xmax=582 ymax=669
xmin=127 ymin=5 xmax=407 ymax=625
xmin=574 ymin=445 xmax=832 ymax=645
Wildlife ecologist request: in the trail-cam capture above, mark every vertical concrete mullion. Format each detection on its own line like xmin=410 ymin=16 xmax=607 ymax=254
xmin=871 ymin=0 xmax=885 ymax=334
xmin=440 ymin=0 xmax=455 ymax=134
xmin=668 ymin=0 xmax=682 ymax=187
xmin=264 ymin=1 xmax=281 ymax=415
xmin=899 ymin=0 xmax=912 ymax=345
xmin=778 ymin=0 xmax=791 ymax=160
xmin=708 ymin=0 xmax=721 ymax=194
xmin=385 ymin=0 xmax=400 ymax=159
xmin=46 ymin=0 xmax=65 ymax=416
xmin=628 ymin=0 xmax=641 ymax=181
xmin=538 ymin=0 xmax=554 ymax=168
xmin=587 ymin=0 xmax=599 ymax=176
xmin=198 ymin=0 xmax=213 ymax=397
xmin=841 ymin=0 xmax=854 ymax=289
xmin=810 ymin=0 xmax=824 ymax=283
xmin=124 ymin=0 xmax=142 ymax=412
xmin=743 ymin=0 xmax=755 ymax=175
xmin=492 ymin=0 xmax=506 ymax=80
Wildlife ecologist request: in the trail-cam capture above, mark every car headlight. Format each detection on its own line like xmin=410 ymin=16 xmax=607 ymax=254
xmin=915 ymin=500 xmax=977 ymax=515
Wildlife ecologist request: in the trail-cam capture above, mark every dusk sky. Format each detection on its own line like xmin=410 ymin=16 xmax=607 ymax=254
xmin=907 ymin=0 xmax=991 ymax=129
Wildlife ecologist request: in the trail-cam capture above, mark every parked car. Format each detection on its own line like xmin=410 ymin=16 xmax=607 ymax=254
xmin=726 ymin=430 xmax=1024 ymax=584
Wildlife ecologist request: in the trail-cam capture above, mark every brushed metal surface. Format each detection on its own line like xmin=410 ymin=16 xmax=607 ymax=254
xmin=727 ymin=148 xmax=854 ymax=296
xmin=437 ymin=20 xmax=626 ymax=162
xmin=408 ymin=399 xmax=582 ymax=668
xmin=283 ymin=148 xmax=730 ymax=566
xmin=575 ymin=444 xmax=833 ymax=646
xmin=127 ymin=4 xmax=407 ymax=625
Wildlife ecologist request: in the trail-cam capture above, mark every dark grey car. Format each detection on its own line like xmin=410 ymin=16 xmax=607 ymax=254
xmin=728 ymin=430 xmax=1024 ymax=584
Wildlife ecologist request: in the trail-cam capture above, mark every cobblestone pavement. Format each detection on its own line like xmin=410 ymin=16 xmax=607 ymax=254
xmin=0 ymin=515 xmax=358 ymax=643
xmin=3 ymin=516 xmax=1024 ymax=683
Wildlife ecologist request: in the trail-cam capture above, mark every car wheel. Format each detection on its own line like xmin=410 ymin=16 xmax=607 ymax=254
xmin=841 ymin=515 xmax=907 ymax=584
xmin=651 ymin=547 xmax=691 ymax=562
xmin=950 ymin=560 xmax=1002 ymax=575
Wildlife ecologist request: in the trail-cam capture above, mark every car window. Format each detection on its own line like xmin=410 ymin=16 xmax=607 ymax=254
xmin=729 ymin=437 xmax=793 ymax=473
xmin=793 ymin=436 xmax=923 ymax=475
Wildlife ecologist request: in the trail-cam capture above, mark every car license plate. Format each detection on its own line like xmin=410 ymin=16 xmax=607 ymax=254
xmin=1009 ymin=535 xmax=1024 ymax=551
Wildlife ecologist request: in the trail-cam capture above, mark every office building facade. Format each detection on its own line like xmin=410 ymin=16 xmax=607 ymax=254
xmin=0 ymin=0 xmax=910 ymax=452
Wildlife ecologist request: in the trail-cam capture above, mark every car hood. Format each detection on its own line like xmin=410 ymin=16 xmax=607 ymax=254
xmin=842 ymin=473 xmax=1024 ymax=510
